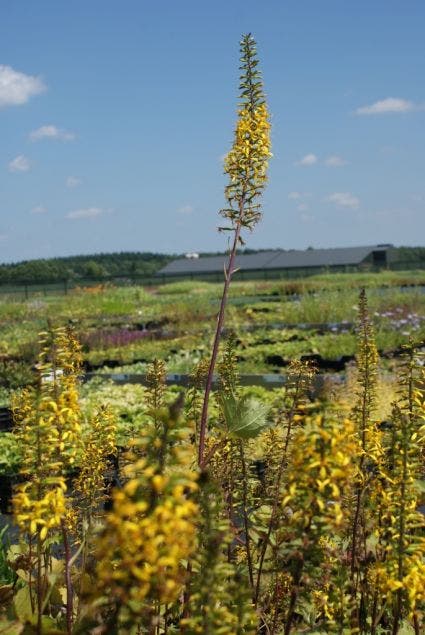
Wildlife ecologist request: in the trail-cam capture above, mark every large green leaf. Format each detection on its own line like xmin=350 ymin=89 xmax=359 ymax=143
xmin=221 ymin=393 xmax=270 ymax=439
xmin=13 ymin=587 xmax=33 ymax=624
xmin=0 ymin=620 xmax=23 ymax=635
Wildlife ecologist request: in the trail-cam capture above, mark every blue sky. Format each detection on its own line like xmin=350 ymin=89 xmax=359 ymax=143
xmin=1 ymin=1 xmax=424 ymax=262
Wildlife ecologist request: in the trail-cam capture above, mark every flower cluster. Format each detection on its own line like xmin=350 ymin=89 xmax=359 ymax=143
xmin=282 ymin=415 xmax=358 ymax=530
xmin=374 ymin=307 xmax=425 ymax=335
xmin=12 ymin=327 xmax=83 ymax=539
xmin=74 ymin=405 xmax=117 ymax=514
xmin=97 ymin=460 xmax=198 ymax=606
xmin=369 ymin=351 xmax=425 ymax=621
xmin=13 ymin=481 xmax=66 ymax=540
xmin=221 ymin=33 xmax=272 ymax=232
xmin=95 ymin=366 xmax=199 ymax=623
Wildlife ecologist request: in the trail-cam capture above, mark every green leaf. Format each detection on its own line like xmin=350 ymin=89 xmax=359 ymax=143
xmin=0 ymin=584 xmax=14 ymax=606
xmin=413 ymin=478 xmax=425 ymax=494
xmin=39 ymin=616 xmax=63 ymax=634
xmin=221 ymin=393 xmax=270 ymax=439
xmin=296 ymin=598 xmax=319 ymax=626
xmin=13 ymin=586 xmax=34 ymax=623
xmin=0 ymin=620 xmax=23 ymax=635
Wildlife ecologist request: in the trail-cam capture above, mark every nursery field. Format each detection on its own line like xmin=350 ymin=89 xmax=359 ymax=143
xmin=0 ymin=268 xmax=424 ymax=633
xmin=0 ymin=269 xmax=424 ymax=475
xmin=1 ymin=269 xmax=425 ymax=378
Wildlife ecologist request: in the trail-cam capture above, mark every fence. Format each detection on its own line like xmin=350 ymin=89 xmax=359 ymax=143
xmin=0 ymin=260 xmax=424 ymax=301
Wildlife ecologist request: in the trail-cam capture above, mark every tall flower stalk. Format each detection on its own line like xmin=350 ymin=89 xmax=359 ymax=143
xmin=12 ymin=327 xmax=82 ymax=634
xmin=198 ymin=33 xmax=271 ymax=467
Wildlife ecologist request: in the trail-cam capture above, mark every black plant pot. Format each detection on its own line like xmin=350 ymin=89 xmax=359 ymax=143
xmin=0 ymin=408 xmax=13 ymax=432
xmin=0 ymin=474 xmax=15 ymax=514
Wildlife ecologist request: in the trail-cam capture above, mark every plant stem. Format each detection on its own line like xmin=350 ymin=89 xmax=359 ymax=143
xmin=413 ymin=613 xmax=420 ymax=635
xmin=61 ymin=520 xmax=73 ymax=635
xmin=283 ymin=560 xmax=303 ymax=635
xmin=350 ymin=358 xmax=370 ymax=578
xmin=350 ymin=294 xmax=376 ymax=622
xmin=28 ymin=535 xmax=35 ymax=613
xmin=182 ymin=561 xmax=192 ymax=620
xmin=392 ymin=415 xmax=408 ymax=635
xmin=255 ymin=375 xmax=303 ymax=605
xmin=36 ymin=532 xmax=43 ymax=635
xmin=238 ymin=441 xmax=254 ymax=590
xmin=393 ymin=352 xmax=414 ymax=635
xmin=227 ymin=442 xmax=235 ymax=562
xmin=198 ymin=219 xmax=242 ymax=468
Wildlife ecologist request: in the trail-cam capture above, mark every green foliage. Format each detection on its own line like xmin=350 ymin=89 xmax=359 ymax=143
xmin=220 ymin=392 xmax=270 ymax=439
xmin=370 ymin=345 xmax=425 ymax=628
xmin=0 ymin=433 xmax=21 ymax=475
xmin=0 ymin=526 xmax=16 ymax=585
xmin=0 ymin=360 xmax=34 ymax=389
xmin=181 ymin=476 xmax=257 ymax=634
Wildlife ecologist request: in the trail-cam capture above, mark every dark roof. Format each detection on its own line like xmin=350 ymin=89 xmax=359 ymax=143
xmin=263 ymin=246 xmax=384 ymax=269
xmin=158 ymin=251 xmax=279 ymax=275
xmin=157 ymin=246 xmax=387 ymax=276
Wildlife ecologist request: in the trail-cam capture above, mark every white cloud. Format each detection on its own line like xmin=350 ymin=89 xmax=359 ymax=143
xmin=380 ymin=145 xmax=396 ymax=155
xmin=66 ymin=207 xmax=105 ymax=220
xmin=355 ymin=97 xmax=421 ymax=115
xmin=30 ymin=125 xmax=75 ymax=142
xmin=288 ymin=191 xmax=311 ymax=201
xmin=178 ymin=204 xmax=194 ymax=215
xmin=325 ymin=155 xmax=347 ymax=167
xmin=288 ymin=191 xmax=301 ymax=200
xmin=30 ymin=205 xmax=47 ymax=214
xmin=326 ymin=192 xmax=360 ymax=209
xmin=66 ymin=176 xmax=82 ymax=188
xmin=0 ymin=65 xmax=46 ymax=108
xmin=297 ymin=203 xmax=309 ymax=212
xmin=295 ymin=153 xmax=317 ymax=166
xmin=8 ymin=154 xmax=31 ymax=172
xmin=301 ymin=213 xmax=314 ymax=223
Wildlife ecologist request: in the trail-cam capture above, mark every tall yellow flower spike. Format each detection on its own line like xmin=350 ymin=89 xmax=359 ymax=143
xmin=221 ymin=34 xmax=272 ymax=233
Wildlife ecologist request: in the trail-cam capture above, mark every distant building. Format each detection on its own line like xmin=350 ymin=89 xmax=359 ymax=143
xmin=156 ymin=245 xmax=392 ymax=281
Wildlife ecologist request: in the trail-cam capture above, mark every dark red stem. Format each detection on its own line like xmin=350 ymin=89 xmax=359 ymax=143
xmin=198 ymin=221 xmax=242 ymax=468
xmin=61 ymin=520 xmax=73 ymax=635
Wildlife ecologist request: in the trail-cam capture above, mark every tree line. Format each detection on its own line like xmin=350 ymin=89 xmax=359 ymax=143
xmin=0 ymin=252 xmax=174 ymax=284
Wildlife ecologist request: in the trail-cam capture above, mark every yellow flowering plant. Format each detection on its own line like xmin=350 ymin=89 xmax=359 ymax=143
xmin=91 ymin=362 xmax=199 ymax=632
xmin=180 ymin=474 xmax=257 ymax=635
xmin=278 ymin=414 xmax=359 ymax=633
xmin=346 ymin=289 xmax=384 ymax=629
xmin=198 ymin=33 xmax=271 ymax=467
xmin=11 ymin=327 xmax=83 ymax=633
xmin=369 ymin=346 xmax=425 ymax=632
xmin=6 ymin=327 xmax=118 ymax=635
